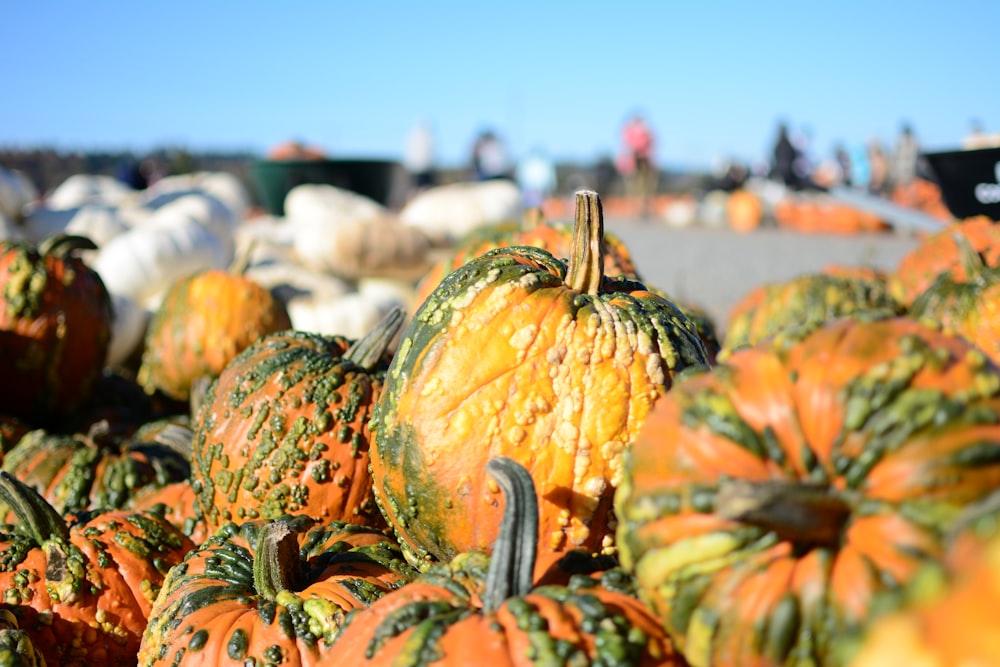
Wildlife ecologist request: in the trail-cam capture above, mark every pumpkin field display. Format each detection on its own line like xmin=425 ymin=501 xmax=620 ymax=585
xmin=721 ymin=269 xmax=900 ymax=355
xmin=136 ymin=265 xmax=293 ymax=401
xmin=614 ymin=316 xmax=1000 ymax=667
xmin=331 ymin=457 xmax=687 ymax=666
xmin=370 ymin=190 xmax=709 ymax=571
xmin=0 ymin=234 xmax=113 ymax=424
xmin=412 ymin=206 xmax=643 ymax=308
xmin=191 ymin=308 xmax=404 ymax=533
xmin=138 ymin=515 xmax=418 ymax=667
xmin=0 ymin=471 xmax=194 ymax=666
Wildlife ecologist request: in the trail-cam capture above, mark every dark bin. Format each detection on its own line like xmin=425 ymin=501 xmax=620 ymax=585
xmin=250 ymin=158 xmax=401 ymax=216
xmin=923 ymin=146 xmax=1000 ymax=221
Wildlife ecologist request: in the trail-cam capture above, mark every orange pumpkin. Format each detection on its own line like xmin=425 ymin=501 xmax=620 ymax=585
xmin=616 ymin=316 xmax=1000 ymax=666
xmin=371 ymin=191 xmax=709 ymax=573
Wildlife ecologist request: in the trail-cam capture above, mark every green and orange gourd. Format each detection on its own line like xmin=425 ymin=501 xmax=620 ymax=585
xmin=615 ymin=316 xmax=1000 ymax=666
xmin=370 ymin=190 xmax=709 ymax=573
xmin=190 ymin=307 xmax=405 ymax=532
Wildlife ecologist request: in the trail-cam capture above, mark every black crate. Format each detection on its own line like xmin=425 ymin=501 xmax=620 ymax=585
xmin=924 ymin=146 xmax=1000 ymax=220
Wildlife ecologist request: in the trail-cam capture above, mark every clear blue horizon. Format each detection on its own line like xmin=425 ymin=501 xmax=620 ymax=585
xmin=3 ymin=2 xmax=996 ymax=172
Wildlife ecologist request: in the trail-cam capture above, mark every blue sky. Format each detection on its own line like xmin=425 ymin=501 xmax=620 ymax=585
xmin=3 ymin=2 xmax=996 ymax=171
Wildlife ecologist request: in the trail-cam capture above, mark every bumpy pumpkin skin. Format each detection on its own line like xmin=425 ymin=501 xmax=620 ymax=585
xmin=0 ymin=235 xmax=113 ymax=423
xmin=191 ymin=327 xmax=395 ymax=533
xmin=138 ymin=516 xmax=417 ymax=667
xmin=0 ymin=506 xmax=193 ymax=666
xmin=138 ymin=269 xmax=293 ymax=401
xmin=371 ymin=192 xmax=709 ymax=569
xmin=722 ymin=271 xmax=900 ymax=355
xmin=615 ymin=317 xmax=1000 ymax=667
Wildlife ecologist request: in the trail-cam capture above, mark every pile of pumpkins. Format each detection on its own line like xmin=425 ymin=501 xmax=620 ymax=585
xmin=2 ymin=160 xmax=1000 ymax=666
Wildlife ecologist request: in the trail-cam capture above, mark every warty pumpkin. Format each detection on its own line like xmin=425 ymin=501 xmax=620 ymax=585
xmin=615 ymin=316 xmax=1000 ymax=667
xmin=137 ymin=514 xmax=417 ymax=666
xmin=191 ymin=307 xmax=404 ymax=532
xmin=0 ymin=234 xmax=113 ymax=424
xmin=330 ymin=456 xmax=687 ymax=666
xmin=370 ymin=190 xmax=709 ymax=572
xmin=136 ymin=264 xmax=293 ymax=402
xmin=0 ymin=419 xmax=191 ymax=519
xmin=0 ymin=471 xmax=193 ymax=666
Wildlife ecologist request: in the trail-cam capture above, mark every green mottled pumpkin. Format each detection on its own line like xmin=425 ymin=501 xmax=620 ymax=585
xmin=191 ymin=308 xmax=404 ymax=533
xmin=0 ymin=234 xmax=113 ymax=424
xmin=0 ymin=420 xmax=191 ymax=518
xmin=138 ymin=515 xmax=417 ymax=667
xmin=615 ymin=316 xmax=1000 ymax=667
xmin=722 ymin=270 xmax=901 ymax=356
xmin=0 ymin=471 xmax=193 ymax=666
xmin=330 ymin=456 xmax=687 ymax=666
xmin=370 ymin=190 xmax=709 ymax=572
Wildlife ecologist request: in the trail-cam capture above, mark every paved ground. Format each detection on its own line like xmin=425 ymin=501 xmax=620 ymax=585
xmin=607 ymin=221 xmax=923 ymax=334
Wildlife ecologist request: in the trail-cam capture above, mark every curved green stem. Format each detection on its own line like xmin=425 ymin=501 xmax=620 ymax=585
xmin=253 ymin=521 xmax=303 ymax=602
xmin=38 ymin=234 xmax=98 ymax=258
xmin=483 ymin=456 xmax=539 ymax=612
xmin=344 ymin=306 xmax=406 ymax=370
xmin=0 ymin=471 xmax=70 ymax=546
xmin=564 ymin=190 xmax=605 ymax=295
xmin=953 ymin=232 xmax=988 ymax=285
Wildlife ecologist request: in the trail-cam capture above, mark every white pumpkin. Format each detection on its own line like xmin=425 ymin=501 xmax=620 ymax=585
xmin=46 ymin=174 xmax=136 ymax=209
xmin=285 ymin=184 xmax=389 ymax=274
xmin=91 ymin=194 xmax=235 ymax=306
xmin=286 ymin=289 xmax=405 ymax=342
xmin=21 ymin=204 xmax=128 ymax=247
xmin=399 ymin=179 xmax=524 ymax=242
xmin=244 ymin=258 xmax=352 ymax=306
xmin=0 ymin=166 xmax=38 ymax=222
xmin=106 ymin=292 xmax=150 ymax=368
xmin=138 ymin=171 xmax=253 ymax=221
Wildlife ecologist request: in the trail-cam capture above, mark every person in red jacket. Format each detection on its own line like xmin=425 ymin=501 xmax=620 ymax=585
xmin=618 ymin=113 xmax=657 ymax=217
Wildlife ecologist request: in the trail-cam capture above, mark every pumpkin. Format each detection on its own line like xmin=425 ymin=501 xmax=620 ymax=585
xmin=721 ymin=270 xmax=901 ymax=356
xmin=614 ymin=316 xmax=1000 ymax=667
xmin=370 ymin=190 xmax=709 ymax=572
xmin=0 ymin=609 xmax=45 ymax=666
xmin=399 ymin=179 xmax=524 ymax=243
xmin=413 ymin=205 xmax=642 ymax=308
xmin=1 ymin=419 xmax=191 ymax=518
xmin=0 ymin=471 xmax=193 ymax=666
xmin=889 ymin=215 xmax=1000 ymax=307
xmin=299 ymin=215 xmax=434 ymax=281
xmin=191 ymin=307 xmax=404 ymax=533
xmin=128 ymin=479 xmax=209 ymax=547
xmin=907 ymin=234 xmax=1000 ymax=364
xmin=137 ymin=514 xmax=417 ymax=666
xmin=136 ymin=265 xmax=293 ymax=401
xmin=331 ymin=456 xmax=687 ymax=666
xmin=725 ymin=188 xmax=764 ymax=233
xmin=0 ymin=234 xmax=113 ymax=424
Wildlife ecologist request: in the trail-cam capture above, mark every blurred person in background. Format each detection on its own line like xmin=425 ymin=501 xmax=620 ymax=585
xmin=471 ymin=129 xmax=512 ymax=181
xmin=618 ymin=112 xmax=657 ymax=216
xmin=770 ymin=122 xmax=801 ymax=189
xmin=516 ymin=146 xmax=557 ymax=209
xmin=404 ymin=119 xmax=437 ymax=198
xmin=867 ymin=138 xmax=889 ymax=196
xmin=890 ymin=122 xmax=920 ymax=191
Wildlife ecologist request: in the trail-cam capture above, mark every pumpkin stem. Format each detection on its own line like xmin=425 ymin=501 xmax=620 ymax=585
xmin=228 ymin=238 xmax=256 ymax=276
xmin=0 ymin=471 xmax=71 ymax=546
xmin=483 ymin=456 xmax=538 ymax=612
xmin=564 ymin=190 xmax=605 ymax=295
xmin=952 ymin=232 xmax=988 ymax=285
xmin=253 ymin=521 xmax=303 ymax=602
xmin=38 ymin=234 xmax=98 ymax=258
xmin=344 ymin=306 xmax=406 ymax=370
xmin=716 ymin=479 xmax=851 ymax=548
